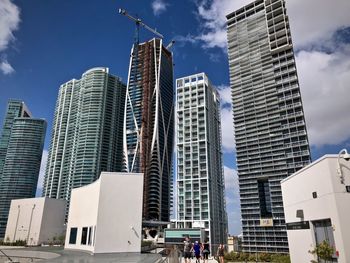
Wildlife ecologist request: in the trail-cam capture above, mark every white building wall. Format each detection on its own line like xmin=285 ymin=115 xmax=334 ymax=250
xmin=64 ymin=172 xmax=143 ymax=254
xmin=4 ymin=197 xmax=66 ymax=245
xmin=282 ymin=155 xmax=350 ymax=263
xmin=94 ymin=174 xmax=143 ymax=253
xmin=64 ymin=177 xmax=100 ymax=253
xmin=38 ymin=198 xmax=66 ymax=244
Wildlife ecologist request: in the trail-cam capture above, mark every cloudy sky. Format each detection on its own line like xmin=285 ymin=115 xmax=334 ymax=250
xmin=0 ymin=0 xmax=349 ymax=235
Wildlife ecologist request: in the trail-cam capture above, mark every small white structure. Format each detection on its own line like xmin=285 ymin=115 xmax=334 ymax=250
xmin=64 ymin=172 xmax=143 ymax=254
xmin=5 ymin=197 xmax=66 ymax=245
xmin=227 ymin=235 xmax=242 ymax=253
xmin=281 ymin=154 xmax=350 ymax=263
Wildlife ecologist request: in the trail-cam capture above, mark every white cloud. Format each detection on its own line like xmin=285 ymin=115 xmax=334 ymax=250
xmin=297 ymin=46 xmax=350 ymax=147
xmin=286 ymin=0 xmax=350 ymax=48
xmin=191 ymin=0 xmax=350 ymax=147
xmin=175 ymin=34 xmax=197 ymax=44
xmin=191 ymin=0 xmax=350 ymax=50
xmin=224 ymin=166 xmax=241 ymax=234
xmin=192 ymin=0 xmax=248 ymax=49
xmin=220 ymin=107 xmax=235 ymax=153
xmin=0 ymin=0 xmax=20 ymax=75
xmin=224 ymin=165 xmax=238 ymax=192
xmin=151 ymin=0 xmax=168 ymax=16
xmin=0 ymin=58 xmax=14 ymax=74
xmin=217 ymin=84 xmax=231 ymax=105
xmin=196 ymin=28 xmax=227 ymax=49
xmin=218 ymin=85 xmax=235 ymax=152
xmin=0 ymin=0 xmax=20 ymax=52
xmin=37 ymin=149 xmax=48 ymax=191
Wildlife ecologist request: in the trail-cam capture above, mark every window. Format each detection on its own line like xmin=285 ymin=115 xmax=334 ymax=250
xmin=69 ymin=227 xmax=77 ymax=244
xmin=81 ymin=227 xmax=88 ymax=245
xmin=258 ymin=179 xmax=272 ymax=217
xmin=313 ymin=219 xmax=336 ymax=246
xmin=313 ymin=219 xmax=338 ymax=261
xmin=88 ymin=227 xmax=92 ymax=245
xmin=93 ymin=226 xmax=96 ymax=246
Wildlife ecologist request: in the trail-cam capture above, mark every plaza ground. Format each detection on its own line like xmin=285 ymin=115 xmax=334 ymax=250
xmin=0 ymin=246 xmax=267 ymax=263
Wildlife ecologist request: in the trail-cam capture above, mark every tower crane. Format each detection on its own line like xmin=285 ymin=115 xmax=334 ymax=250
xmin=118 ymin=8 xmax=174 ymax=48
xmin=118 ymin=8 xmax=163 ymax=45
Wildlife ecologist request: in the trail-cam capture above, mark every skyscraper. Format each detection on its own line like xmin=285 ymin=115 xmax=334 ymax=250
xmin=0 ymin=100 xmax=31 ymax=183
xmin=227 ymin=0 xmax=311 ymax=253
xmin=174 ymin=73 xmax=227 ymax=252
xmin=0 ymin=100 xmax=46 ymax=238
xmin=124 ymin=38 xmax=174 ymax=222
xmin=43 ymin=68 xmax=126 ymax=207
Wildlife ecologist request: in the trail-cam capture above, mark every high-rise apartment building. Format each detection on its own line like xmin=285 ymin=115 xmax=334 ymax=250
xmin=43 ymin=68 xmax=126 ymax=207
xmin=174 ymin=73 xmax=227 ymax=252
xmin=124 ymin=38 xmax=174 ymax=222
xmin=0 ymin=100 xmax=31 ymax=183
xmin=0 ymin=100 xmax=46 ymax=238
xmin=227 ymin=0 xmax=311 ymax=253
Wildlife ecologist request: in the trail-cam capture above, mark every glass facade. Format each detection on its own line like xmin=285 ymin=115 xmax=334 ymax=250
xmin=227 ymin=0 xmax=311 ymax=253
xmin=43 ymin=68 xmax=126 ymax=214
xmin=174 ymin=73 xmax=227 ymax=252
xmin=0 ymin=106 xmax=46 ymax=238
xmin=0 ymin=100 xmax=31 ymax=183
xmin=124 ymin=38 xmax=174 ymax=222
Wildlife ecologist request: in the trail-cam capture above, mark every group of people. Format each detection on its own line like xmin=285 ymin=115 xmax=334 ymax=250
xmin=183 ymin=236 xmax=225 ymax=263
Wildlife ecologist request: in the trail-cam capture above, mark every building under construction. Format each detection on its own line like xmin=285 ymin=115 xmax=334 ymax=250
xmin=123 ymin=38 xmax=174 ymax=222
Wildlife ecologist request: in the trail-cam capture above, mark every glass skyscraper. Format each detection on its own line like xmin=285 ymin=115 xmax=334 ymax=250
xmin=0 ymin=100 xmax=46 ymax=238
xmin=0 ymin=100 xmax=31 ymax=183
xmin=43 ymin=68 xmax=126 ymax=209
xmin=174 ymin=73 xmax=227 ymax=252
xmin=124 ymin=38 xmax=174 ymax=222
xmin=227 ymin=0 xmax=311 ymax=253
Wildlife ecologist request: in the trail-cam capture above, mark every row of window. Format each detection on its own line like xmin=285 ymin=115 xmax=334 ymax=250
xmin=176 ymin=76 xmax=204 ymax=87
xmin=68 ymin=226 xmax=94 ymax=246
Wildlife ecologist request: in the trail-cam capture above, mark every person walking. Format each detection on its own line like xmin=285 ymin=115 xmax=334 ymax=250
xmin=216 ymin=244 xmax=225 ymax=263
xmin=193 ymin=241 xmax=201 ymax=263
xmin=183 ymin=236 xmax=193 ymax=263
xmin=201 ymin=239 xmax=210 ymax=263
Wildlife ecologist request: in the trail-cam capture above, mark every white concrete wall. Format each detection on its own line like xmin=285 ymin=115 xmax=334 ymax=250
xmin=282 ymin=155 xmax=350 ymax=263
xmin=64 ymin=178 xmax=100 ymax=253
xmin=39 ymin=198 xmax=66 ymax=244
xmin=64 ymin=172 xmax=143 ymax=254
xmin=4 ymin=197 xmax=66 ymax=246
xmin=94 ymin=173 xmax=143 ymax=253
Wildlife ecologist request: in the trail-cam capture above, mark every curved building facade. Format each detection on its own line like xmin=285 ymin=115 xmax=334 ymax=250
xmin=43 ymin=68 xmax=126 ymax=210
xmin=0 ymin=117 xmax=46 ymax=238
xmin=124 ymin=38 xmax=174 ymax=222
xmin=0 ymin=100 xmax=31 ymax=183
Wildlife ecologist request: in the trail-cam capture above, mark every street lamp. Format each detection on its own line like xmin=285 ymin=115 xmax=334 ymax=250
xmin=337 ymin=149 xmax=350 ymax=184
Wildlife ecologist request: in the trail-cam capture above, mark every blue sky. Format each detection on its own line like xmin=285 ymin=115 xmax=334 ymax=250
xmin=0 ymin=0 xmax=350 ymax=235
